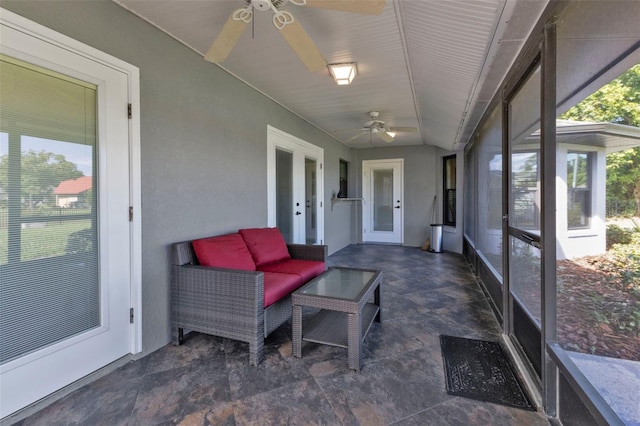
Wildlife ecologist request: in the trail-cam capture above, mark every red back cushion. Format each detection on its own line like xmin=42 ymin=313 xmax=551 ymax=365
xmin=192 ymin=233 xmax=256 ymax=271
xmin=239 ymin=227 xmax=291 ymax=267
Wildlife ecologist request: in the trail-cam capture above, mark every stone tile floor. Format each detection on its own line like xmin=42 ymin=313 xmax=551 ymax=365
xmin=12 ymin=245 xmax=551 ymax=425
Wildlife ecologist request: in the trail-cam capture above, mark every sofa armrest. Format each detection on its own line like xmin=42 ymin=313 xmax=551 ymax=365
xmin=287 ymin=244 xmax=328 ymax=262
xmin=171 ymin=264 xmax=264 ymax=335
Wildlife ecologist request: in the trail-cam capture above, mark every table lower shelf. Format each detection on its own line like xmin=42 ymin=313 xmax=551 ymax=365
xmin=301 ymin=303 xmax=379 ymax=348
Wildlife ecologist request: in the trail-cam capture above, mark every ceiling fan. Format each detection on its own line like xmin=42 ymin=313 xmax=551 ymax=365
xmin=204 ymin=0 xmax=386 ymax=72
xmin=337 ymin=111 xmax=418 ymax=143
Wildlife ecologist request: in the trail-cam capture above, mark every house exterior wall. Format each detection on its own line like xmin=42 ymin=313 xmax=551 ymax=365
xmin=1 ymin=0 xmax=354 ymax=355
xmin=555 ymin=144 xmax=607 ymax=260
xmin=55 ymin=195 xmax=78 ymax=208
xmin=353 ymin=145 xmax=449 ymax=249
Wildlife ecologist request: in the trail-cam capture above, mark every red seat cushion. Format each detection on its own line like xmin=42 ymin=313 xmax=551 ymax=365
xmin=259 ymin=259 xmax=325 ymax=284
xmin=263 ymin=272 xmax=302 ymax=308
xmin=192 ymin=233 xmax=256 ymax=271
xmin=239 ymin=227 xmax=291 ymax=267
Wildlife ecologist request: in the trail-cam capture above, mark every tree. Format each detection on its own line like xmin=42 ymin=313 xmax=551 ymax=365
xmin=0 ymin=150 xmax=84 ymax=208
xmin=561 ymin=64 xmax=640 ymax=215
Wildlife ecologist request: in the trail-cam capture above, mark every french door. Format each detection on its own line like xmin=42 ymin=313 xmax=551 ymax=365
xmin=267 ymin=126 xmax=324 ymax=245
xmin=362 ymin=159 xmax=403 ymax=244
xmin=0 ymin=12 xmax=138 ymax=417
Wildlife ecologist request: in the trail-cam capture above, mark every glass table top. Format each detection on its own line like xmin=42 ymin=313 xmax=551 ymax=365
xmin=300 ymin=268 xmax=377 ymax=300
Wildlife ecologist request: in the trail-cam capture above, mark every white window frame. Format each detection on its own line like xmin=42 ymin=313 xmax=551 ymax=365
xmin=0 ymin=8 xmax=142 ymax=355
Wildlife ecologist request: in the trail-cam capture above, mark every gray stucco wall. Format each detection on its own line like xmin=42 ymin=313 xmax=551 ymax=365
xmin=354 ymin=145 xmax=441 ymax=248
xmin=2 ymin=0 xmax=353 ymax=355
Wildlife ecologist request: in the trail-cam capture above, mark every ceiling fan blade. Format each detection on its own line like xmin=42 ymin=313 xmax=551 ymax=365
xmin=389 ymin=126 xmax=418 ymax=133
xmin=344 ymin=132 xmax=367 ymax=143
xmin=279 ymin=20 xmax=326 ymax=72
xmin=378 ymin=131 xmax=394 ymax=143
xmin=204 ymin=12 xmax=249 ymax=63
xmin=335 ymin=128 xmax=367 ymax=133
xmin=305 ymin=0 xmax=386 ymax=15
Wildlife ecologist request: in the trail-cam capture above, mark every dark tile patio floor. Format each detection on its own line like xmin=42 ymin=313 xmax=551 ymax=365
xmin=13 ymin=245 xmax=551 ymax=425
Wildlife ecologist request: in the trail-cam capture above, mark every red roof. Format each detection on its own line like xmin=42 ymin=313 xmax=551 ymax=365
xmin=54 ymin=176 xmax=92 ymax=195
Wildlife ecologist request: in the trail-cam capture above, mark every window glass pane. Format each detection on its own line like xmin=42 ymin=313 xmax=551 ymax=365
xmin=339 ymin=159 xmax=348 ymax=198
xmin=443 ymin=155 xmax=456 ymax=226
xmin=510 ymin=235 xmax=541 ymax=325
xmin=0 ymin=133 xmax=7 ymax=264
xmin=463 ymin=148 xmax=476 ymax=243
xmin=557 ymin=67 xmax=640 ymax=365
xmin=305 ymin=157 xmax=317 ymax=244
xmin=0 ymin=56 xmax=98 ymax=364
xmin=20 ymin=137 xmax=94 ymax=261
xmin=275 ymin=148 xmax=293 ymax=243
xmin=511 ymin=151 xmax=540 ymax=230
xmin=508 ymin=64 xmax=542 ymax=330
xmin=476 ymin=107 xmax=503 ymax=277
xmin=556 ymin=3 xmax=640 ymax=419
xmin=567 ymin=152 xmax=591 ymax=229
xmin=373 ymin=169 xmax=393 ymax=232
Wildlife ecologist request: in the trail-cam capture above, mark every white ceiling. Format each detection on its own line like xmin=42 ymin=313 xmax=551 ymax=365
xmin=114 ymin=0 xmax=548 ymax=150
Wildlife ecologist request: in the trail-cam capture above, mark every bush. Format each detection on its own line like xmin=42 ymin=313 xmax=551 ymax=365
xmin=606 ymin=224 xmax=634 ymax=249
xmin=608 ymin=232 xmax=640 ymax=295
xmin=65 ymin=228 xmax=94 ymax=254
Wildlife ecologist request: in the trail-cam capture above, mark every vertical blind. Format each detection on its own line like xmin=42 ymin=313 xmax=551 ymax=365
xmin=0 ymin=55 xmax=99 ymax=364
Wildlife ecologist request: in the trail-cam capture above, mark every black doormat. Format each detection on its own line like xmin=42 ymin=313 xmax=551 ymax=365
xmin=440 ymin=335 xmax=535 ymax=411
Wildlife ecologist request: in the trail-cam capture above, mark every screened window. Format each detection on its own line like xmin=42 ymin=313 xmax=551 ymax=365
xmin=443 ymin=155 xmax=456 ymax=226
xmin=567 ymin=151 xmax=591 ymax=229
xmin=511 ymin=151 xmax=540 ymax=230
xmin=463 ymin=148 xmax=475 ymax=243
xmin=487 ymin=153 xmax=503 ymax=230
xmin=476 ymin=107 xmax=503 ymax=277
xmin=0 ymin=55 xmax=98 ymax=363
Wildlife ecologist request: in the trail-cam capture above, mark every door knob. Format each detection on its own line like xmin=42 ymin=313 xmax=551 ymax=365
xmin=394 ymin=206 xmax=401 ymax=209
xmin=295 ymin=211 xmax=302 ymax=215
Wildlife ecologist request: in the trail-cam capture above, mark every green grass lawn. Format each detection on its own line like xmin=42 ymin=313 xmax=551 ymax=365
xmin=0 ymin=219 xmax=91 ymax=264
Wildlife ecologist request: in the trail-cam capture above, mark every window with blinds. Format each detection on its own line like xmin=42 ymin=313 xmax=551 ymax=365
xmin=0 ymin=55 xmax=99 ymax=364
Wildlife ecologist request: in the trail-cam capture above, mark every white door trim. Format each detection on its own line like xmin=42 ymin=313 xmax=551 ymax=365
xmin=267 ymin=125 xmax=324 ymax=244
xmin=362 ymin=159 xmax=404 ymax=244
xmin=0 ymin=8 xmax=141 ymax=417
xmin=0 ymin=6 xmax=141 ymax=355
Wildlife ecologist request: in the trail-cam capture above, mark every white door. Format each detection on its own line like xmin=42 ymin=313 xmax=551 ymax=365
xmin=268 ymin=126 xmax=324 ymax=245
xmin=0 ymin=14 xmax=134 ymax=417
xmin=363 ymin=159 xmax=404 ymax=244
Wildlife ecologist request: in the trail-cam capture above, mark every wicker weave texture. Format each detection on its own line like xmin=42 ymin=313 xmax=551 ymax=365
xmin=291 ymin=267 xmax=382 ymax=370
xmin=170 ymin=238 xmax=327 ymax=366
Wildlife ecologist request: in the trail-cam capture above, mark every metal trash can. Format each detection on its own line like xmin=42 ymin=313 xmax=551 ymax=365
xmin=429 ymin=224 xmax=443 ymax=253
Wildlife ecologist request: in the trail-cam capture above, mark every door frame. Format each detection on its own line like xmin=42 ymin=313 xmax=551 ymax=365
xmin=267 ymin=125 xmax=324 ymax=244
xmin=501 ymin=24 xmax=557 ymax=411
xmin=0 ymin=8 xmax=141 ymax=418
xmin=362 ymin=158 xmax=404 ymax=244
xmin=502 ymin=54 xmax=544 ymax=386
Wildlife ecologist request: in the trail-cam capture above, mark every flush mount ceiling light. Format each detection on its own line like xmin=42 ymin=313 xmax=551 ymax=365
xmin=328 ymin=62 xmax=358 ymax=85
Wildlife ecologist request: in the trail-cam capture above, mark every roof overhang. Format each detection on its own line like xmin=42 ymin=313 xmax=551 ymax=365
xmin=555 ymin=120 xmax=640 ymax=154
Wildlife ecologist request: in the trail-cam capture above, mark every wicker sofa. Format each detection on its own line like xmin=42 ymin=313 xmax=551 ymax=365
xmin=170 ymin=227 xmax=327 ymax=365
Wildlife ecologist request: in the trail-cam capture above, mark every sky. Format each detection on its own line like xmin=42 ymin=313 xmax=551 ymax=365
xmin=0 ymin=132 xmax=93 ymax=176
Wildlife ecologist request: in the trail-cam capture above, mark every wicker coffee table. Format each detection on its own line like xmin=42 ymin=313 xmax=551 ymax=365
xmin=292 ymin=266 xmax=382 ymax=370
